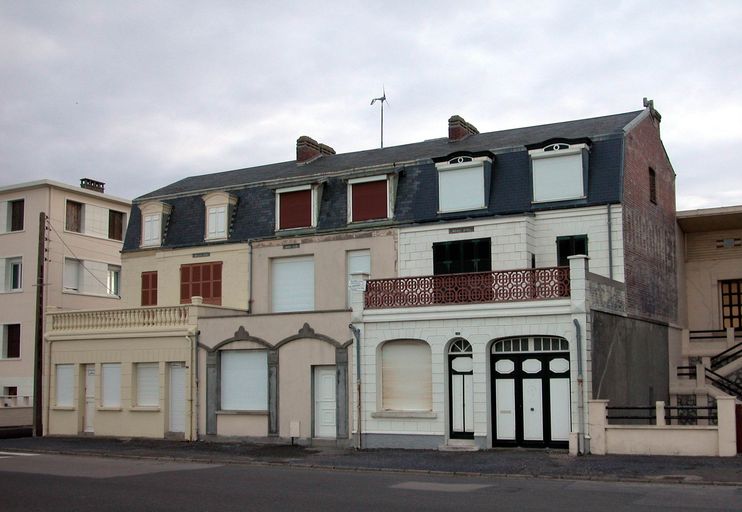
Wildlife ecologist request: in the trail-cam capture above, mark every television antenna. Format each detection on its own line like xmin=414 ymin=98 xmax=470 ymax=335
xmin=370 ymin=88 xmax=388 ymax=148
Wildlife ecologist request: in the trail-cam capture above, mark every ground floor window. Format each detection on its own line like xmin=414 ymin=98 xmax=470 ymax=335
xmin=55 ymin=364 xmax=74 ymax=407
xmin=381 ymin=340 xmax=432 ymax=411
xmin=220 ymin=350 xmax=268 ymax=411
xmin=720 ymin=279 xmax=742 ymax=329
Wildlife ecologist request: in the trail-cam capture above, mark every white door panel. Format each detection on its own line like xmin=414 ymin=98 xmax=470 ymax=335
xmin=549 ymin=378 xmax=571 ymax=441
xmin=522 ymin=378 xmax=543 ymax=441
xmin=84 ymin=365 xmax=95 ymax=433
xmin=495 ymin=379 xmax=515 ymax=440
xmin=314 ymin=366 xmax=336 ymax=438
xmin=169 ymin=363 xmax=186 ymax=433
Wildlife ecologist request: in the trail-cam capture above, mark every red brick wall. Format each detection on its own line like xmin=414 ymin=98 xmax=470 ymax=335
xmin=622 ymin=112 xmax=678 ymax=323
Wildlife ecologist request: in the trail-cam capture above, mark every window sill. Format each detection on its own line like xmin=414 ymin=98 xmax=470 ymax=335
xmin=531 ymin=195 xmax=587 ymax=204
xmin=0 ymin=357 xmax=22 ymax=362
xmin=52 ymin=406 xmax=75 ymax=411
xmin=437 ymin=206 xmax=486 ymax=215
xmin=62 ymin=290 xmax=121 ymax=300
xmin=97 ymin=406 xmax=122 ymax=412
xmin=371 ymin=410 xmax=437 ymax=419
xmin=130 ymin=406 xmax=161 ymax=412
xmin=64 ymin=228 xmax=123 ymax=242
xmin=217 ymin=409 xmax=268 ymax=416
xmin=0 ymin=289 xmax=23 ymax=294
xmin=0 ymin=230 xmax=26 ymax=235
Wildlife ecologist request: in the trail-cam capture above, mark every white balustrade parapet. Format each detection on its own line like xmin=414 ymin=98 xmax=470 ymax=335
xmin=1 ymin=395 xmax=32 ymax=408
xmin=48 ymin=306 xmax=194 ymax=333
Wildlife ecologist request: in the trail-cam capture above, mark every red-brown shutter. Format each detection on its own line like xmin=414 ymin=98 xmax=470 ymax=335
xmin=108 ymin=211 xmax=123 ymax=240
xmin=141 ymin=271 xmax=157 ymax=306
xmin=180 ymin=266 xmax=191 ymax=304
xmin=66 ymin=201 xmax=82 ymax=232
xmin=352 ymin=180 xmax=387 ymax=222
xmin=180 ymin=262 xmax=222 ymax=305
xmin=10 ymin=200 xmax=24 ymax=231
xmin=279 ymin=190 xmax=311 ymax=229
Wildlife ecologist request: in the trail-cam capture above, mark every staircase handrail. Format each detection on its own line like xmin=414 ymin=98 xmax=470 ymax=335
xmin=711 ymin=341 xmax=742 ymax=370
xmin=704 ymin=368 xmax=742 ymax=399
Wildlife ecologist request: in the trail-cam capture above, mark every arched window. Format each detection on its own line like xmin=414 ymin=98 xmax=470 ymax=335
xmin=381 ymin=340 xmax=432 ymax=411
xmin=449 ymin=338 xmax=472 ymax=354
xmin=492 ymin=336 xmax=568 ymax=354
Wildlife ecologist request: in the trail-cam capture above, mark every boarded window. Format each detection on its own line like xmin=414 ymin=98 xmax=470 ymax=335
xmin=180 ymin=262 xmax=222 ymax=305
xmin=141 ymin=271 xmax=158 ymax=306
xmin=220 ymin=350 xmax=268 ymax=410
xmin=381 ymin=340 xmax=432 ymax=410
xmin=108 ymin=210 xmax=124 ymax=240
xmin=351 ymin=180 xmax=387 ymax=222
xmin=278 ymin=189 xmax=311 ymax=229
xmin=556 ymin=235 xmax=588 ymax=267
xmin=66 ymin=201 xmax=83 ymax=232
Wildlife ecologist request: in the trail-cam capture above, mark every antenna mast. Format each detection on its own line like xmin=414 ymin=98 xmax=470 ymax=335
xmin=370 ymin=88 xmax=387 ymax=148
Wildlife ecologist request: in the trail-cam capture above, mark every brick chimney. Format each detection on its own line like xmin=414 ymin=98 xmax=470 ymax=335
xmin=296 ymin=136 xmax=335 ymax=163
xmin=80 ymin=178 xmax=105 ymax=193
xmin=448 ymin=115 xmax=479 ymax=142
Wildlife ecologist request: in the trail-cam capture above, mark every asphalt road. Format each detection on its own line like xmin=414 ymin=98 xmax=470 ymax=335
xmin=0 ymin=451 xmax=740 ymax=512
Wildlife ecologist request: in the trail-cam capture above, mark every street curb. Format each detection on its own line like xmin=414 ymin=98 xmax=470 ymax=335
xmin=3 ymin=447 xmax=740 ymax=487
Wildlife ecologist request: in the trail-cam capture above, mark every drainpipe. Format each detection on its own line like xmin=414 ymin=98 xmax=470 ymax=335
xmin=573 ymin=318 xmax=586 ymax=455
xmin=248 ymin=240 xmax=253 ymax=313
xmin=349 ymin=323 xmax=362 ymax=449
xmin=607 ymin=204 xmax=614 ymax=280
xmin=185 ymin=330 xmax=200 ymax=441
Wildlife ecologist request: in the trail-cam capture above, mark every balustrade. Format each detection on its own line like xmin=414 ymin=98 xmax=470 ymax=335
xmin=49 ymin=306 xmax=192 ymax=332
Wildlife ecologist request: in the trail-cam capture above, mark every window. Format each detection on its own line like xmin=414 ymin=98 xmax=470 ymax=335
xmin=530 ymin=143 xmax=588 ymax=203
xmin=220 ymin=350 xmax=268 ymax=411
xmin=556 ymin=235 xmax=588 ymax=267
xmin=107 ymin=265 xmax=121 ymax=296
xmin=101 ymin=363 xmax=121 ymax=408
xmin=1 ymin=324 xmax=21 ymax=359
xmin=436 ymin=156 xmax=488 ymax=212
xmin=1 ymin=257 xmax=22 ymax=291
xmin=720 ymin=279 xmax=742 ymax=329
xmin=276 ymin=186 xmax=316 ymax=230
xmin=64 ymin=258 xmax=81 ymax=291
xmin=347 ymin=250 xmax=371 ymax=307
xmin=649 ymin=168 xmax=657 ymax=204
xmin=55 ymin=364 xmax=74 ymax=407
xmin=381 ymin=340 xmax=432 ymax=411
xmin=136 ymin=363 xmax=159 ymax=407
xmin=4 ymin=386 xmax=18 ymax=397
xmin=142 ymin=214 xmax=161 ymax=246
xmin=108 ymin=210 xmax=125 ymax=240
xmin=271 ymin=256 xmax=314 ymax=312
xmin=207 ymin=206 xmax=227 ymax=239
xmin=66 ymin=200 xmax=83 ymax=232
xmin=433 ymin=238 xmax=491 ymax=275
xmin=141 ymin=271 xmax=158 ymax=306
xmin=180 ymin=261 xmax=222 ymax=305
xmin=349 ymin=177 xmax=388 ymax=222
xmin=9 ymin=200 xmax=24 ymax=231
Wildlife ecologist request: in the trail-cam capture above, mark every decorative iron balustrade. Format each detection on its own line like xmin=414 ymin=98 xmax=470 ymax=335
xmin=364 ymin=267 xmax=570 ymax=309
xmin=49 ymin=306 xmax=192 ymax=332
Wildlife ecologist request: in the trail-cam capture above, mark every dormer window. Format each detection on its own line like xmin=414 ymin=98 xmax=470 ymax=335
xmin=203 ymin=191 xmax=237 ymax=241
xmin=529 ymin=142 xmax=589 ymax=203
xmin=435 ymin=155 xmax=491 ymax=213
xmin=139 ymin=201 xmax=171 ymax=248
xmin=347 ymin=175 xmax=397 ymax=223
xmin=276 ymin=185 xmax=319 ymax=231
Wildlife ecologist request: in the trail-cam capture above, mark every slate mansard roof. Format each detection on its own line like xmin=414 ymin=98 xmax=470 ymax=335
xmin=123 ymin=109 xmax=645 ymax=252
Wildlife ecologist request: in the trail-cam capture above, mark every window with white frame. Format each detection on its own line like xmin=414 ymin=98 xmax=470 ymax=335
xmin=55 ymin=364 xmax=74 ymax=407
xmin=101 ymin=363 xmax=121 ymax=408
xmin=135 ymin=363 xmax=159 ymax=407
xmin=63 ymin=258 xmax=81 ymax=291
xmin=139 ymin=201 xmax=171 ymax=248
xmin=381 ymin=340 xmax=432 ymax=411
xmin=142 ymin=214 xmax=161 ymax=246
xmin=530 ymin=143 xmax=588 ymax=203
xmin=275 ymin=185 xmax=318 ymax=230
xmin=107 ymin=265 xmax=121 ymax=296
xmin=436 ymin=156 xmax=490 ymax=213
xmin=271 ymin=256 xmax=314 ymax=312
xmin=0 ymin=199 xmax=24 ymax=233
xmin=220 ymin=350 xmax=268 ymax=411
xmin=1 ymin=324 xmax=21 ymax=359
xmin=348 ymin=176 xmax=392 ymax=222
xmin=0 ymin=257 xmax=22 ymax=292
xmin=203 ymin=191 xmax=237 ymax=241
xmin=346 ymin=249 xmax=370 ymax=307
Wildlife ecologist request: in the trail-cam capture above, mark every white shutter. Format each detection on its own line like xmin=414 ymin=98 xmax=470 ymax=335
xmin=81 ymin=260 xmax=108 ymax=295
xmin=63 ymin=259 xmax=80 ymax=291
xmin=532 ymin=153 xmax=584 ymax=202
xmin=220 ymin=351 xmax=268 ymax=410
xmin=0 ymin=201 xmax=7 ymax=233
xmin=0 ymin=258 xmax=6 ymax=293
xmin=143 ymin=214 xmax=160 ymax=245
xmin=101 ymin=363 xmax=121 ymax=407
xmin=346 ymin=250 xmax=370 ymax=306
xmin=55 ymin=364 xmax=74 ymax=407
xmin=438 ymin=166 xmax=485 ymax=212
xmin=84 ymin=204 xmax=108 ymax=237
xmin=272 ymin=256 xmax=314 ymax=312
xmin=207 ymin=206 xmax=226 ymax=238
xmin=136 ymin=363 xmax=159 ymax=406
xmin=382 ymin=341 xmax=432 ymax=410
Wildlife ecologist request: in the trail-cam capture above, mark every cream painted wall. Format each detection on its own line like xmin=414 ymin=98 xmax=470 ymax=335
xmin=398 ymin=205 xmax=624 ymax=281
xmin=250 ymin=229 xmax=397 ymax=314
xmin=46 ymin=334 xmax=192 ymax=439
xmin=0 ymin=182 xmax=129 ymax=398
xmin=120 ymin=243 xmax=250 ymax=309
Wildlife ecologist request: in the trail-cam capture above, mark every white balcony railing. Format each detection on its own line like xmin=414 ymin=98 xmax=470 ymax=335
xmin=49 ymin=306 xmax=192 ymax=333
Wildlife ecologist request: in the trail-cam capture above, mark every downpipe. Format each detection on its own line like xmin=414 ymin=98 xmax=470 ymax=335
xmin=573 ymin=318 xmax=587 ymax=455
xmin=349 ymin=323 xmax=362 ymax=450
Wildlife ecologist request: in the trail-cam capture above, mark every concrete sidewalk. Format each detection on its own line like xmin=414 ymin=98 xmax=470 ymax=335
xmin=0 ymin=436 xmax=739 ymax=485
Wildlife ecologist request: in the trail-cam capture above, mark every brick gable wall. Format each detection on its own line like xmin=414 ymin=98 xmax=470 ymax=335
xmin=622 ymin=113 xmax=678 ymax=323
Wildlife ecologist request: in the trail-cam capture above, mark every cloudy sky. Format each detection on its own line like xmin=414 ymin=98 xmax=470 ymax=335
xmin=1 ymin=1 xmax=740 ymax=209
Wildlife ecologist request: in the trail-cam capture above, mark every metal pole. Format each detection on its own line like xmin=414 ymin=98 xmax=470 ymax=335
xmin=380 ymin=101 xmax=384 ymax=149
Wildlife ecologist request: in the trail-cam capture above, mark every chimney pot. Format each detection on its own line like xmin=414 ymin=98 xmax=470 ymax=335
xmin=448 ymin=115 xmax=479 ymax=142
xmin=80 ymin=178 xmax=105 ymax=193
